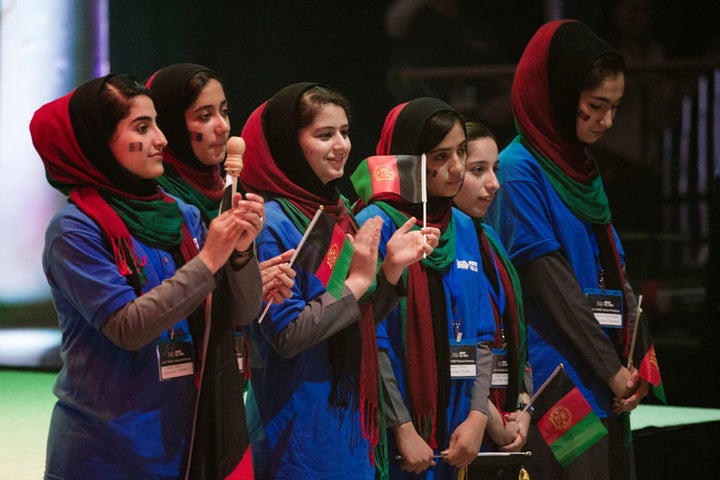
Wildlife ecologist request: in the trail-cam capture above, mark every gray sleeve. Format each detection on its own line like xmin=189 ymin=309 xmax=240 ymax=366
xmin=379 ymin=349 xmax=412 ymax=428
xmin=372 ymin=269 xmax=406 ymax=325
xmin=101 ymin=256 xmax=216 ymax=351
xmin=268 ymin=286 xmax=363 ymax=358
xmin=225 ymin=254 xmax=263 ymax=326
xmin=470 ymin=340 xmax=493 ymax=416
xmin=516 ymin=250 xmax=622 ymax=381
xmin=523 ymin=362 xmax=534 ymax=397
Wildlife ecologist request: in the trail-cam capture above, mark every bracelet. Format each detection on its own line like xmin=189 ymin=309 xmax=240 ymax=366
xmin=231 ymin=246 xmax=254 ymax=258
xmin=230 ymin=246 xmax=254 ymax=270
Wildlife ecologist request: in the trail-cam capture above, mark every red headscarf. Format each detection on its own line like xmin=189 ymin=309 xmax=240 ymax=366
xmin=512 ymin=19 xmax=621 ymax=183
xmin=512 ymin=21 xmax=632 ymax=357
xmin=30 ymin=75 xmax=197 ymax=292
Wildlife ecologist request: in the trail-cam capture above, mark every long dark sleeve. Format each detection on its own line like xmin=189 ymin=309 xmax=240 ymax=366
xmin=517 ymin=250 xmax=622 ymax=382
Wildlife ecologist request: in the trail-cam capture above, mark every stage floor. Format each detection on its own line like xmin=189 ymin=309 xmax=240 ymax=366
xmin=2 ymin=369 xmax=719 ymax=480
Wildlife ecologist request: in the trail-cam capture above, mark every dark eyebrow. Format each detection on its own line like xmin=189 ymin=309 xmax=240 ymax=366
xmin=191 ymin=99 xmax=228 ymax=115
xmin=590 ymin=94 xmax=623 ymax=105
xmin=427 ymin=139 xmax=467 ymax=155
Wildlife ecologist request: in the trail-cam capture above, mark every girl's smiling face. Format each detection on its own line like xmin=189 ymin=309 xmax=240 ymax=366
xmin=298 ymin=103 xmax=351 ymax=185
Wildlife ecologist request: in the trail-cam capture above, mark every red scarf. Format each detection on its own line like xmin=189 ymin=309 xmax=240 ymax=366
xmin=512 ymin=19 xmax=597 ymax=183
xmin=162 ymin=150 xmax=226 ymax=202
xmin=30 ymin=78 xmax=199 ymax=286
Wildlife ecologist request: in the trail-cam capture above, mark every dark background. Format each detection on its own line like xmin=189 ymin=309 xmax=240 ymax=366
xmin=3 ymin=0 xmax=720 ymax=412
xmin=108 ymin=0 xmax=720 ymax=410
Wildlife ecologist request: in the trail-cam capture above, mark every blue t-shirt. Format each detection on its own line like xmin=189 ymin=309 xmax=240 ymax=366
xmin=356 ymin=205 xmax=495 ymax=479
xmin=42 ymin=199 xmax=205 ymax=479
xmin=245 ymin=200 xmax=376 ymax=480
xmin=485 ymin=137 xmax=626 ymax=417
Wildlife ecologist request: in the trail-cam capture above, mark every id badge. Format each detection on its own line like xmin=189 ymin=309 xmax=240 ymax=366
xmin=234 ymin=331 xmax=244 ymax=374
xmin=450 ymin=339 xmax=477 ymax=379
xmin=585 ymin=288 xmax=623 ymax=328
xmin=490 ymin=348 xmax=509 ymax=388
xmin=156 ymin=336 xmax=195 ymax=381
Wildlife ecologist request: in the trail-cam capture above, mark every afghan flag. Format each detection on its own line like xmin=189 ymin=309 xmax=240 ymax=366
xmin=637 ymin=344 xmax=667 ymax=403
xmin=532 ymin=365 xmax=608 ymax=468
xmin=351 ymin=155 xmax=425 ymax=204
xmin=293 ymin=209 xmax=354 ymax=299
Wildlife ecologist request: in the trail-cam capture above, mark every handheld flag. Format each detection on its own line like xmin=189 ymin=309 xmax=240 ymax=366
xmin=292 ymin=209 xmax=354 ymax=300
xmin=351 ymin=155 xmax=424 ymax=204
xmin=637 ymin=344 xmax=666 ymax=403
xmin=257 ymin=207 xmax=354 ymax=323
xmin=529 ymin=364 xmax=607 ymax=468
xmin=627 ymin=295 xmax=666 ymax=403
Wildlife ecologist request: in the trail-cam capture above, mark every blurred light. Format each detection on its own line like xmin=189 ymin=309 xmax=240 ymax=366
xmin=0 ymin=329 xmax=61 ymax=368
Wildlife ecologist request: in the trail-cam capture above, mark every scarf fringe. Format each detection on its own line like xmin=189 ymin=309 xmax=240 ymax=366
xmin=414 ymin=411 xmax=438 ymax=449
xmin=111 ymin=237 xmax=147 ymax=287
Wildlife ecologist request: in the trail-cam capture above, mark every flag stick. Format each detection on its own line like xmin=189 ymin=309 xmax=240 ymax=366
xmin=288 ymin=206 xmax=324 ymax=266
xmin=258 ymin=206 xmax=325 ymax=324
xmin=395 ymin=451 xmax=532 ymax=461
xmin=421 ymin=153 xmax=427 ymax=258
xmin=626 ymin=295 xmax=643 ymax=370
xmin=521 ymin=363 xmax=564 ymax=413
xmin=218 ymin=174 xmax=235 ymax=215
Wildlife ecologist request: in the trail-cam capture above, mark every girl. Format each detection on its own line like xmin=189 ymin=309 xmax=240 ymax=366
xmin=452 ymin=121 xmax=532 ymax=479
xmin=31 ymin=74 xmax=263 ymax=479
xmin=351 ymin=97 xmax=496 ymax=479
xmin=239 ymin=82 xmax=438 ymax=479
xmin=484 ymin=20 xmax=653 ymax=479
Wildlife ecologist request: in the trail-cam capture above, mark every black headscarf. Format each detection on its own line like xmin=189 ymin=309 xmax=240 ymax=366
xmin=147 ymin=63 xmax=209 ymax=169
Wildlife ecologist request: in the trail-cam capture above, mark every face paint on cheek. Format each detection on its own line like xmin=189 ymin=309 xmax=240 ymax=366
xmin=190 ymin=132 xmax=203 ymax=142
xmin=128 ymin=142 xmax=143 ymax=152
xmin=428 ymin=169 xmax=438 ymax=178
xmin=577 ymin=107 xmax=591 ymax=122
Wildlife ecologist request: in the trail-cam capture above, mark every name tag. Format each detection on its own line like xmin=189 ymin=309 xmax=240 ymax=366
xmin=585 ymin=288 xmax=623 ymax=328
xmin=156 ymin=336 xmax=195 ymax=381
xmin=450 ymin=340 xmax=477 ymax=379
xmin=234 ymin=331 xmax=244 ymax=374
xmin=491 ymin=348 xmax=509 ymax=387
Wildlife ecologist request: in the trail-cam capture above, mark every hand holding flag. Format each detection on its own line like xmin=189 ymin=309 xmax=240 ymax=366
xmin=257 ymin=207 xmax=354 ymax=323
xmin=626 ymin=295 xmax=667 ymax=404
xmin=350 ymin=154 xmax=430 ymax=255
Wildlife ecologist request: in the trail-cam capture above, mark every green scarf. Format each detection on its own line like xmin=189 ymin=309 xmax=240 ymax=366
xmin=108 ymin=195 xmax=185 ymax=249
xmin=521 ymin=136 xmax=611 ymax=224
xmin=372 ymin=201 xmax=456 ymax=270
xmin=157 ymin=174 xmax=221 ymax=224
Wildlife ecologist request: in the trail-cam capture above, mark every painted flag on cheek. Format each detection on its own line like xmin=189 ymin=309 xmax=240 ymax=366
xmin=351 ymin=155 xmax=424 ymax=204
xmin=293 ymin=210 xmax=354 ymax=299
xmin=532 ymin=365 xmax=608 ymax=468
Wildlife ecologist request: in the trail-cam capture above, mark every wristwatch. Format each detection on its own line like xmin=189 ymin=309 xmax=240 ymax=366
xmin=517 ymin=402 xmax=535 ymax=415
